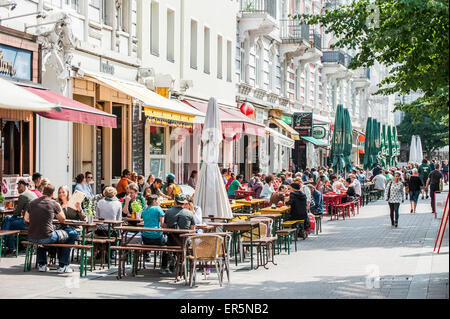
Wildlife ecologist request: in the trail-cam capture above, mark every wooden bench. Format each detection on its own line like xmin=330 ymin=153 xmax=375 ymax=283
xmin=21 ymin=241 xmax=93 ymax=276
xmin=275 ymin=228 xmax=297 ymax=254
xmin=280 ymin=220 xmax=305 ymax=240
xmin=0 ymin=230 xmax=21 ymax=258
xmin=76 ymin=237 xmax=118 ymax=270
xmin=110 ymin=244 xmax=184 ymax=280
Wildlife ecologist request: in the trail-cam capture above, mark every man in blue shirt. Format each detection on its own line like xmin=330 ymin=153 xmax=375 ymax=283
xmin=307 ymin=184 xmax=324 ymax=215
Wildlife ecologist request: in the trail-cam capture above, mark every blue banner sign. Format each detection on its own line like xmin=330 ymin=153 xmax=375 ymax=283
xmin=0 ymin=44 xmax=32 ymax=81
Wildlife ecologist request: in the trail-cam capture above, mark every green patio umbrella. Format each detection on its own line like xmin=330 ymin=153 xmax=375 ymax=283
xmin=343 ymin=108 xmax=353 ymax=171
xmin=330 ymin=104 xmax=345 ymax=173
xmin=387 ymin=125 xmax=393 ymax=167
xmin=363 ymin=117 xmax=372 ymax=170
xmin=392 ymin=126 xmax=400 ymax=166
xmin=370 ymin=118 xmax=378 ymax=168
xmin=381 ymin=124 xmax=387 ymax=167
xmin=374 ymin=120 xmax=381 ymax=167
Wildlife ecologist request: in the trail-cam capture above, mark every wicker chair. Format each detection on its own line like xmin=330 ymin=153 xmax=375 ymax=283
xmin=184 ymin=234 xmax=224 ymax=287
xmin=239 ymin=222 xmax=267 ymax=262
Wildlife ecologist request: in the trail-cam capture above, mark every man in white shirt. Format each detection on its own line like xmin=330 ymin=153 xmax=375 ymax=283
xmin=373 ymin=173 xmax=387 ymax=191
xmin=349 ymin=174 xmax=361 ymax=196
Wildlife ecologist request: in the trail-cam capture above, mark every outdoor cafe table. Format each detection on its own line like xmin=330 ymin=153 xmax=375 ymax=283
xmin=203 ymin=216 xmax=234 ymax=223
xmin=52 ymin=219 xmax=98 ymax=276
xmin=234 ymin=190 xmax=255 ymax=199
xmin=250 ymin=213 xmax=282 ymax=235
xmin=112 ymin=226 xmax=195 ymax=280
xmin=235 ymin=198 xmax=266 ymax=213
xmin=223 ymin=220 xmax=262 ymax=269
xmin=230 ymin=203 xmax=245 ymax=213
xmin=160 ymin=200 xmax=174 ymax=207
xmin=259 ymin=206 xmax=290 ymax=220
xmin=322 ymin=193 xmax=346 ymax=220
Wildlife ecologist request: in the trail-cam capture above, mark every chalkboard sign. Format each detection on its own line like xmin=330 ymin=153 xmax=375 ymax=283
xmin=293 ymin=112 xmax=313 ymax=136
xmin=96 ymin=126 xmax=102 ymax=194
xmin=132 ymin=106 xmax=145 ymax=175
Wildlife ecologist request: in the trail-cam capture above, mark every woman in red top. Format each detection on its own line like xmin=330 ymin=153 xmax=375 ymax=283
xmin=116 ymin=169 xmax=132 ymax=199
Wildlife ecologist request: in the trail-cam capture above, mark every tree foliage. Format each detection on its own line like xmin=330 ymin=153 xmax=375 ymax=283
xmin=293 ymin=0 xmax=449 ymax=123
xmin=396 ymin=105 xmax=448 ymax=158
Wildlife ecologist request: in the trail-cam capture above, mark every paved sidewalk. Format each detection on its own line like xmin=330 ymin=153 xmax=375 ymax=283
xmin=0 ymin=195 xmax=448 ymax=299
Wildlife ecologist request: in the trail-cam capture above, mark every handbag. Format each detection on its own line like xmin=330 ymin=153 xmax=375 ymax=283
xmin=386 ymin=181 xmax=392 ymax=201
xmin=405 ymin=185 xmax=410 ymax=194
xmin=55 ymin=229 xmax=69 ymax=244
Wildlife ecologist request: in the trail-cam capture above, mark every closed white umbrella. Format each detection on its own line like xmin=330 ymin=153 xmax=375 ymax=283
xmin=194 ymin=97 xmax=232 ymax=218
xmin=409 ymin=135 xmax=417 ymax=164
xmin=416 ymin=136 xmax=423 ymax=163
xmin=0 ymin=77 xmax=56 ymax=111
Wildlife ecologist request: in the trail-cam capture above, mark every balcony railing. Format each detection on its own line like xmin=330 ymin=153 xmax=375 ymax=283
xmin=280 ymin=19 xmax=310 ymax=42
xmin=321 ymin=50 xmax=346 ymax=65
xmin=240 ymin=0 xmax=277 ymax=19
xmin=313 ymin=33 xmax=322 ymax=51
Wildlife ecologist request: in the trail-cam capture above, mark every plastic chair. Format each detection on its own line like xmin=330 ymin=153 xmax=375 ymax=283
xmin=184 ymin=235 xmax=224 ymax=287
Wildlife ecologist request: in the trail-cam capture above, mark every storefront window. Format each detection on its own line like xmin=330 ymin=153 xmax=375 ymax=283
xmin=150 ymin=158 xmax=165 ymax=179
xmin=150 ymin=126 xmax=165 ymax=155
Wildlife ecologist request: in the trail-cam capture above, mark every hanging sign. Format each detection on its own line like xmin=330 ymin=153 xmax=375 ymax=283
xmin=293 ymin=112 xmax=313 ymax=136
xmin=312 ymin=126 xmax=326 ymax=139
xmin=0 ymin=44 xmax=32 ymax=80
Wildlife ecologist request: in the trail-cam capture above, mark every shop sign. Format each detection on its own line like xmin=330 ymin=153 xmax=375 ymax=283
xmin=2 ymin=176 xmax=32 ymax=197
xmin=100 ymin=60 xmax=115 ymax=75
xmin=0 ymin=44 xmax=32 ymax=80
xmin=293 ymin=112 xmax=313 ymax=136
xmin=312 ymin=126 xmax=326 ymax=139
xmin=282 ymin=115 xmax=292 ymax=125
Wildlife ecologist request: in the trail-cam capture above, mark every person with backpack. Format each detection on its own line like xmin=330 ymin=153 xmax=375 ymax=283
xmin=385 ymin=172 xmax=405 ymax=228
xmin=418 ymin=159 xmax=431 ymax=200
xmin=164 ymin=173 xmax=181 ymax=200
xmin=426 ymin=163 xmax=444 ymax=215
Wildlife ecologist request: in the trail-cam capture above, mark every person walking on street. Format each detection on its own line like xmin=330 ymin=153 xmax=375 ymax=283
xmin=385 ymin=171 xmax=405 ymax=228
xmin=408 ymin=168 xmax=423 ymax=214
xmin=426 ymin=163 xmax=444 ymax=215
xmin=418 ymin=159 xmax=431 ymax=200
xmin=442 ymin=160 xmax=449 ymax=185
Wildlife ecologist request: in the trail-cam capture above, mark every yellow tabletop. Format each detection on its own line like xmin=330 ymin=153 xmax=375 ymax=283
xmin=259 ymin=206 xmax=290 ymax=214
xmin=230 ymin=203 xmax=245 ymax=210
xmin=235 ymin=199 xmax=266 ymax=206
xmin=160 ymin=200 xmax=174 ymax=206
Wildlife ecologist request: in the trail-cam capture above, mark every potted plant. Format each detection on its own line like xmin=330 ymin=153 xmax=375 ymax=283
xmin=82 ymin=198 xmax=97 ymax=224
xmin=131 ymin=200 xmax=143 ymax=220
xmin=0 ymin=194 xmax=5 ymax=210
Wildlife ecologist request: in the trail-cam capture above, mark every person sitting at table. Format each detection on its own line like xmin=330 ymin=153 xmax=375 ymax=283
xmin=116 ymin=169 xmax=132 ymax=199
xmin=225 ymin=173 xmax=236 ymax=191
xmin=141 ymin=194 xmax=168 ymax=270
xmin=260 ymin=175 xmax=275 ymax=202
xmin=251 ymin=176 xmax=263 ymax=199
xmin=1 ymin=179 xmax=38 ymax=255
xmin=342 ymin=178 xmax=356 ymax=203
xmin=146 ymin=178 xmax=169 ymax=199
xmin=74 ymin=173 xmax=94 ymax=200
xmin=57 ymin=186 xmax=85 ymax=222
xmin=227 ymin=174 xmax=244 ymax=199
xmin=162 ymin=193 xmax=196 ymax=274
xmin=95 ymin=187 xmax=122 ymax=237
xmin=164 ymin=173 xmax=182 ymax=200
xmin=318 ymin=177 xmax=334 ymax=194
xmin=187 ymin=170 xmax=198 ymax=189
xmin=122 ymin=183 xmax=146 ymax=217
xmin=306 ymin=184 xmax=324 ymax=215
xmin=137 ymin=175 xmax=146 ymax=194
xmin=38 ymin=178 xmax=50 ymax=194
xmin=144 ymin=174 xmax=155 ymax=190
xmin=24 ymin=184 xmax=79 ymax=273
xmin=269 ymin=185 xmax=287 ymax=206
xmin=184 ymin=195 xmax=203 ymax=231
xmin=221 ymin=169 xmax=229 ymax=184
xmin=31 ymin=172 xmax=43 ymax=198
xmin=286 ymin=183 xmax=310 ymax=238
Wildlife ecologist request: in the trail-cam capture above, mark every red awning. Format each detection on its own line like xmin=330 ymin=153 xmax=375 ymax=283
xmin=22 ymin=86 xmax=117 ymax=128
xmin=183 ymin=99 xmax=265 ymax=137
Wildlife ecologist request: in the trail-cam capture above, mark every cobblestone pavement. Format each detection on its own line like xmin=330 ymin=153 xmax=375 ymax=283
xmin=0 ymin=193 xmax=448 ymax=299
